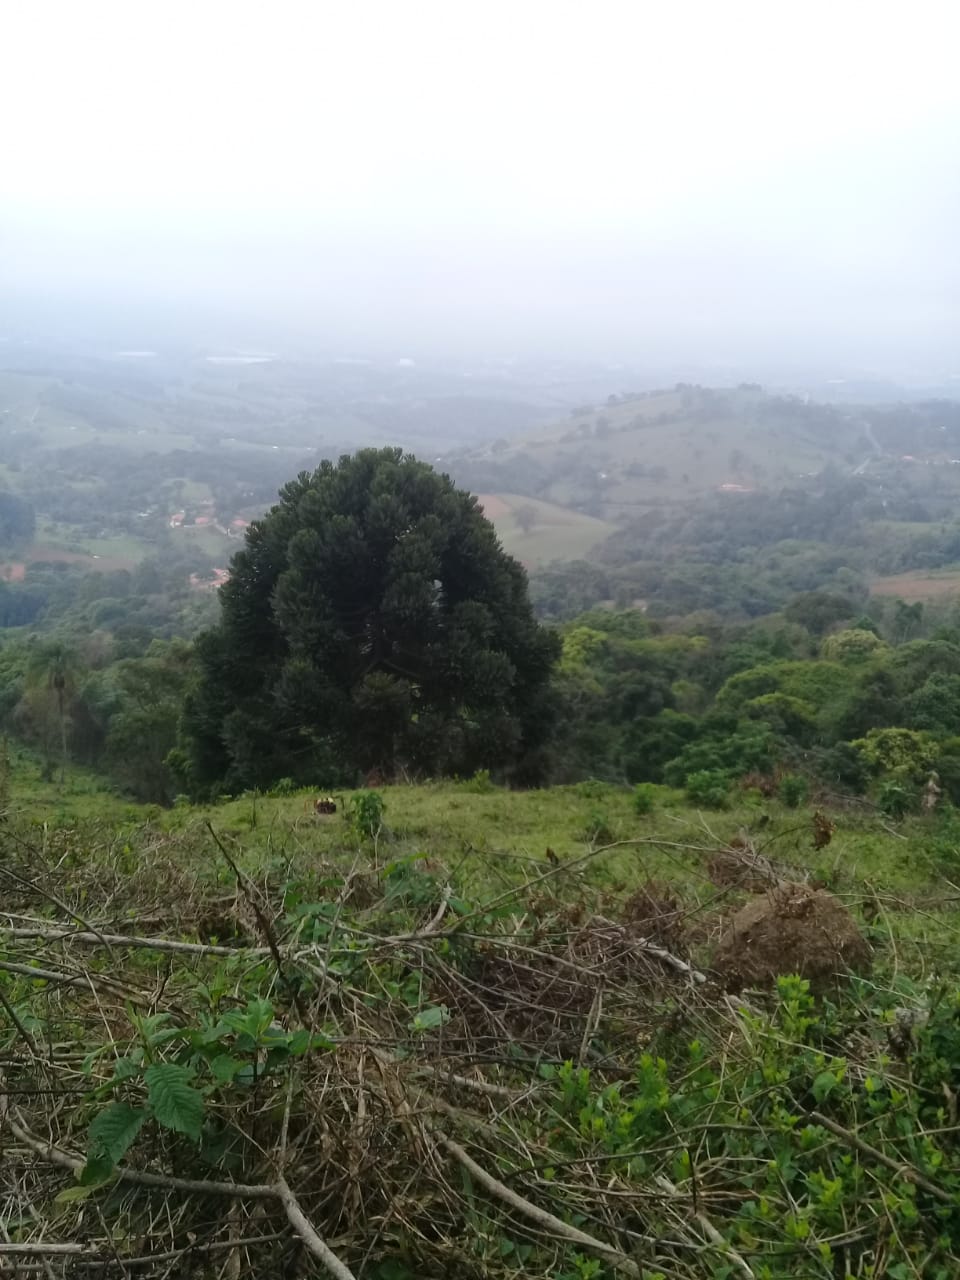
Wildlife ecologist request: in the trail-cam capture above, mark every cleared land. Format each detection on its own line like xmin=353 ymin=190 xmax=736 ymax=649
xmin=3 ymin=766 xmax=959 ymax=1277
xmin=479 ymin=492 xmax=615 ymax=564
xmin=871 ymin=567 xmax=960 ymax=601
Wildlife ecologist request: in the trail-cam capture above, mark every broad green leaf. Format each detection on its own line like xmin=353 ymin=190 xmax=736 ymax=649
xmin=79 ymin=1153 xmax=116 ymax=1187
xmin=112 ymin=1054 xmax=144 ymax=1082
xmin=88 ymin=1102 xmax=148 ymax=1165
xmin=410 ymin=1005 xmax=449 ymax=1033
xmin=209 ymin=1054 xmax=246 ymax=1084
xmin=145 ymin=1063 xmax=204 ymax=1140
xmin=812 ymin=1071 xmax=838 ymax=1103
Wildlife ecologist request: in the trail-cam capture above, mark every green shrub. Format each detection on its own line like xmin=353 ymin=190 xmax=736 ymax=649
xmin=778 ymin=774 xmax=808 ymax=808
xmin=632 ymin=783 xmax=657 ymax=815
xmin=877 ymin=780 xmax=914 ymax=819
xmin=350 ymin=791 xmax=385 ymax=840
xmin=457 ymin=768 xmax=494 ymax=793
xmin=685 ymin=770 xmax=730 ymax=809
xmin=581 ymin=806 xmax=615 ymax=843
xmin=271 ymin=776 xmax=297 ymax=796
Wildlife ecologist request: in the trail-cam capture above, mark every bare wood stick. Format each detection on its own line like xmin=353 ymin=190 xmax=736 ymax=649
xmin=654 ymin=1174 xmax=755 ymax=1279
xmin=409 ymin=1064 xmax=521 ymax=1101
xmin=206 ymin=822 xmax=309 ymax=1022
xmin=433 ymin=1131 xmax=640 ymax=1277
xmin=3 ymin=1106 xmax=275 ymax=1198
xmin=0 ymin=958 xmax=150 ymax=1003
xmin=3 ymin=925 xmax=272 ymax=958
xmin=274 ymin=1177 xmax=358 ymax=1280
xmin=0 ymin=1244 xmax=85 ymax=1256
xmin=809 ymin=1109 xmax=955 ymax=1204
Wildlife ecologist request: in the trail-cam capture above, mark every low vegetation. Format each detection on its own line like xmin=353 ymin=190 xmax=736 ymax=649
xmin=3 ymin=779 xmax=960 ymax=1277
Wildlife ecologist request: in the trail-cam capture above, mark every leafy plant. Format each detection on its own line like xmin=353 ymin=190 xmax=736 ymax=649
xmin=632 ymin=782 xmax=657 ymax=815
xmin=351 ymin=790 xmax=385 ymax=841
xmin=685 ymin=769 xmax=730 ymax=809
xmin=581 ymin=806 xmax=614 ymax=843
xmin=778 ymin=773 xmax=808 ymax=808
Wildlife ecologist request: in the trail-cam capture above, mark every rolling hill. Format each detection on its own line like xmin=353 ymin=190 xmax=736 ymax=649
xmin=446 ymin=384 xmax=871 ymax=518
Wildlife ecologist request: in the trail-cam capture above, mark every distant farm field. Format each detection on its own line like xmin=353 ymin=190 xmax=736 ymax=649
xmin=479 ymin=492 xmax=614 ymax=565
xmin=871 ymin=567 xmax=960 ymax=602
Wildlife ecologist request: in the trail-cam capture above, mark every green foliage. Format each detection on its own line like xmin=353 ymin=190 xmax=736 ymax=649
xmin=632 ymin=782 xmax=657 ymax=815
xmin=0 ymin=736 xmax=9 ymax=820
xmin=180 ymin=448 xmax=560 ymax=794
xmin=351 ymin=790 xmax=385 ymax=841
xmin=143 ymin=1064 xmax=205 ymax=1140
xmin=778 ymin=773 xmax=808 ymax=808
xmin=87 ymin=1101 xmax=148 ymax=1167
xmin=685 ymin=769 xmax=730 ymax=808
xmin=457 ymin=768 xmax=495 ymax=793
xmin=853 ymin=727 xmax=938 ymax=780
xmin=820 ymin=627 xmax=889 ymax=662
xmin=581 ymin=806 xmax=615 ymax=843
xmin=877 ymin=779 xmax=915 ymax=819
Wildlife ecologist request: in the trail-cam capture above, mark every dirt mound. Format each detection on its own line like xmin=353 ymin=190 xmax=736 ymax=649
xmin=712 ymin=882 xmax=871 ymax=991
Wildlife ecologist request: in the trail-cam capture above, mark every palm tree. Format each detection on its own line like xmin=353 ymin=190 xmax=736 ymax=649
xmin=26 ymin=641 xmax=78 ymax=786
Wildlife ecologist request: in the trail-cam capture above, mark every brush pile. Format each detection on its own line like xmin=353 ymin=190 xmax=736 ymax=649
xmin=1 ymin=817 xmax=957 ymax=1278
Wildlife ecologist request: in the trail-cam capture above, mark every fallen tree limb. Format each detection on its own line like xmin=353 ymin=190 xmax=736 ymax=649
xmin=433 ymin=1131 xmax=641 ymax=1278
xmin=275 ymin=1177 xmax=358 ymax=1280
xmin=654 ymin=1174 xmax=755 ymax=1279
xmin=3 ymin=925 xmax=271 ymax=958
xmin=808 ymin=1109 xmax=955 ymax=1204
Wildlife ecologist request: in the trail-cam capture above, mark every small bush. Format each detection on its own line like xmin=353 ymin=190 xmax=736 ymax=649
xmin=778 ymin=774 xmax=808 ymax=808
xmin=632 ymin=783 xmax=657 ymax=816
xmin=351 ymin=791 xmax=385 ymax=840
xmin=685 ymin=770 xmax=730 ymax=809
xmin=877 ymin=780 xmax=914 ymax=820
xmin=575 ymin=779 xmax=614 ymax=800
xmin=458 ymin=769 xmax=494 ymax=794
xmin=271 ymin=777 xmax=297 ymax=796
xmin=581 ymin=806 xmax=615 ymax=843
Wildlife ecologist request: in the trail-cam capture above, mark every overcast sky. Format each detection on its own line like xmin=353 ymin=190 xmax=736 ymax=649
xmin=1 ymin=0 xmax=957 ymax=368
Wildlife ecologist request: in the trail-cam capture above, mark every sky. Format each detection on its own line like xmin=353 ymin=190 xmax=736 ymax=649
xmin=1 ymin=0 xmax=957 ymax=369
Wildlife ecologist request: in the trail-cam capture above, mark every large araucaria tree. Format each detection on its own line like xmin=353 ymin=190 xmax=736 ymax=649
xmin=180 ymin=449 xmax=559 ymax=793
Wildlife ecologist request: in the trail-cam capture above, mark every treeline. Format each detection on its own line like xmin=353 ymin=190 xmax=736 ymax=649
xmin=553 ymin=591 xmax=960 ymax=814
xmin=3 ymin=578 xmax=959 ymax=816
xmin=530 ymin=466 xmax=960 ymax=621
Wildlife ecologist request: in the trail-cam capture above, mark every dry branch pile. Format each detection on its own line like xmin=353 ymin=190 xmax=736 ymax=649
xmin=0 ymin=820 xmax=956 ymax=1278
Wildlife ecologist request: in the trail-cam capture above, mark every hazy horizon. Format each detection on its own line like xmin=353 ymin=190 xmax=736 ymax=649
xmin=2 ymin=0 xmax=957 ymax=372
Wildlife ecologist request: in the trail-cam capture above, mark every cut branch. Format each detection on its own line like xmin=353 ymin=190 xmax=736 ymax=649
xmin=433 ymin=1131 xmax=641 ymax=1277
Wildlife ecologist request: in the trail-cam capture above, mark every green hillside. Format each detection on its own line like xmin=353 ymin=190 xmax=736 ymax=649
xmin=448 ymin=385 xmax=869 ymax=519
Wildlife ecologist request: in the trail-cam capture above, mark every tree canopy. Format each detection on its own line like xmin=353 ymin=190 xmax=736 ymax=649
xmin=179 ymin=449 xmax=559 ymax=793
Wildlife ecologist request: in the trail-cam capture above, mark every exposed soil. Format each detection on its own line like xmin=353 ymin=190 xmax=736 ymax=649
xmin=712 ymin=881 xmax=871 ymax=991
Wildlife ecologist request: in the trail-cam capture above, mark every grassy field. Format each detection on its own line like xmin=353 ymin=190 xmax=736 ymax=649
xmin=480 ymin=492 xmax=615 ymax=565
